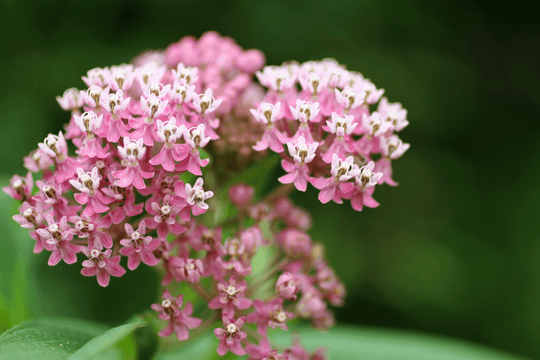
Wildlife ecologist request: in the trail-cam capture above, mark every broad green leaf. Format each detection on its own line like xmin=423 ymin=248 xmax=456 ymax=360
xmin=0 ymin=317 xmax=107 ymax=360
xmin=153 ymin=325 xmax=528 ymax=360
xmin=69 ymin=315 xmax=146 ymax=359
xmin=0 ymin=316 xmax=146 ymax=360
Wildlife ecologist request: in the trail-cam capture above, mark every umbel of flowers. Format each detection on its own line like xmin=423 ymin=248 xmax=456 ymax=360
xmin=4 ymin=31 xmax=409 ymax=358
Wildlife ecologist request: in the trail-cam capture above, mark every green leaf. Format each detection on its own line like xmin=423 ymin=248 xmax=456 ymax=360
xmin=0 ymin=316 xmax=147 ymax=360
xmin=69 ymin=316 xmax=146 ymax=359
xmin=0 ymin=317 xmax=107 ymax=360
xmin=272 ymin=325 xmax=529 ymax=360
xmin=153 ymin=325 xmax=528 ymax=360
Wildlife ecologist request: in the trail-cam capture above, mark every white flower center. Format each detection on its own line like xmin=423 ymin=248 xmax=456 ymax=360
xmin=226 ymin=323 xmax=237 ymax=334
xmin=225 ymin=285 xmax=237 ymax=296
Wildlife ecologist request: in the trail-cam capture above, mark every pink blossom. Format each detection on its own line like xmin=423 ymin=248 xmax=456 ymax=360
xmin=214 ymin=315 xmax=247 ymax=356
xmin=113 ymin=137 xmax=154 ymax=189
xmin=23 ymin=148 xmax=54 ymax=173
xmin=311 ymin=154 xmax=360 ymax=204
xmin=101 ymin=178 xmax=144 ymax=224
xmin=172 ymin=63 xmax=199 ymax=85
xmin=173 ymin=178 xmax=214 ymax=221
xmin=13 ymin=201 xmax=43 ymax=230
xmin=335 ymin=86 xmax=365 ymax=111
xmin=277 ymin=228 xmax=313 ymax=258
xmin=228 ymin=183 xmax=255 ymax=209
xmin=106 ymin=65 xmax=135 ymax=92
xmin=81 ymin=246 xmax=126 ymax=287
xmin=70 ymin=167 xmax=112 ymax=216
xmin=256 ymin=66 xmax=296 ymax=92
xmin=36 ymin=215 xmax=79 ymax=266
xmin=378 ymin=97 xmax=408 ymax=132
xmin=3 ymin=172 xmax=33 ymax=201
xmin=174 ymin=124 xmax=211 ymax=175
xmin=38 ymin=132 xmax=79 ymax=182
xmin=56 ymin=88 xmax=84 ymax=111
xmin=209 ymin=276 xmax=252 ymax=317
xmin=246 ymin=337 xmax=287 ymax=360
xmin=220 ymin=238 xmax=252 ymax=277
xmin=247 ymin=298 xmax=294 ymax=335
xmin=276 ymin=272 xmax=300 ymax=301
xmin=119 ymin=222 xmax=160 ymax=270
xmin=151 ymin=290 xmax=202 ymax=340
xmin=70 ymin=213 xmax=113 ymax=248
xmin=193 ymin=88 xmax=222 ymax=115
xmin=251 ymin=102 xmax=287 ymax=152
xmin=145 ymin=194 xmax=186 ymax=239
xmin=278 ymin=136 xmax=318 ymax=192
xmin=168 ymin=257 xmax=204 ymax=283
xmin=341 ymin=161 xmax=383 ymax=211
xmin=150 ymin=117 xmax=182 ymax=171
xmin=381 ymin=134 xmax=410 ymax=160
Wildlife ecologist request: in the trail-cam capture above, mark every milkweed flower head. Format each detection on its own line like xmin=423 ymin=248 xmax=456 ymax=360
xmin=5 ymin=31 xmax=409 ymax=358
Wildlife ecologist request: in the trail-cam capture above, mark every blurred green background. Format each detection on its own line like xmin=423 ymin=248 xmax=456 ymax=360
xmin=0 ymin=0 xmax=538 ymax=358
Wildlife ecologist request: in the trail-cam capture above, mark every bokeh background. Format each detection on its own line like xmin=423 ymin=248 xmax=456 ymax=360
xmin=0 ymin=0 xmax=539 ymax=358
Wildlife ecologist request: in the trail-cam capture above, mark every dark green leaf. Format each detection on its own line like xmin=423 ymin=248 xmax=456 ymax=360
xmin=69 ymin=315 xmax=146 ymax=359
xmin=0 ymin=317 xmax=107 ymax=360
xmin=153 ymin=325 xmax=528 ymax=360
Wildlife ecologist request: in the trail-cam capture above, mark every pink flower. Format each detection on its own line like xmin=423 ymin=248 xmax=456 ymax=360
xmin=214 ymin=315 xmax=247 ymax=356
xmin=173 ymin=178 xmax=214 ymax=221
xmin=119 ymin=222 xmax=160 ymax=270
xmin=209 ymin=276 xmax=252 ymax=317
xmin=276 ymin=272 xmax=300 ymax=301
xmin=106 ymin=65 xmax=135 ymax=92
xmin=3 ymin=172 xmax=33 ymax=201
xmin=70 ymin=213 xmax=113 ymax=248
xmin=36 ymin=215 xmax=79 ymax=266
xmin=251 ymin=102 xmax=287 ymax=152
xmin=56 ymin=87 xmax=84 ymax=111
xmin=247 ymin=298 xmax=294 ymax=335
xmin=378 ymin=97 xmax=408 ymax=132
xmin=381 ymin=135 xmax=410 ymax=160
xmin=167 ymin=257 xmax=204 ymax=283
xmin=193 ymin=88 xmax=222 ymax=115
xmin=228 ymin=183 xmax=255 ymax=209
xmin=13 ymin=201 xmax=43 ymax=230
xmin=334 ymin=86 xmax=365 ymax=111
xmin=278 ymin=136 xmax=318 ymax=192
xmin=113 ymin=137 xmax=154 ymax=189
xmin=246 ymin=337 xmax=287 ymax=360
xmin=174 ymin=124 xmax=211 ymax=175
xmin=277 ymin=228 xmax=313 ymax=258
xmin=80 ymin=246 xmax=126 ymax=287
xmin=145 ymin=194 xmax=186 ymax=239
xmin=341 ymin=161 xmax=383 ymax=211
xmin=311 ymin=154 xmax=360 ymax=204
xmin=151 ymin=290 xmax=202 ymax=340
xmin=150 ymin=117 xmax=181 ymax=171
xmin=70 ymin=167 xmax=112 ymax=216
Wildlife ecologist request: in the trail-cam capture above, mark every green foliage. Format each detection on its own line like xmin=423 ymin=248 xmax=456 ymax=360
xmin=0 ymin=317 xmax=105 ymax=360
xmin=153 ymin=325 xmax=529 ymax=360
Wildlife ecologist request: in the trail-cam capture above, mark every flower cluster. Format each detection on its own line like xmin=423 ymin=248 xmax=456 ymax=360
xmin=250 ymin=60 xmax=410 ymax=211
xmin=4 ymin=32 xmax=409 ymax=358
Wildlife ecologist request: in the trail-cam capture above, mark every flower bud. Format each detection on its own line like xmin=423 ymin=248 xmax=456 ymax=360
xmin=276 ymin=272 xmax=299 ymax=300
xmin=228 ymin=183 xmax=255 ymax=209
